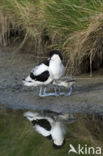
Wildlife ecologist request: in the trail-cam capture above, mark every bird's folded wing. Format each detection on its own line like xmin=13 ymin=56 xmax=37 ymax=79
xmin=32 ymin=63 xmax=49 ymax=76
xmin=35 ymin=125 xmax=51 ymax=137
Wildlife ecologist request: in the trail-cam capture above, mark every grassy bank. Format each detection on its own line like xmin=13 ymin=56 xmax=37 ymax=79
xmin=0 ymin=0 xmax=103 ymax=74
xmin=0 ymin=108 xmax=103 ymax=156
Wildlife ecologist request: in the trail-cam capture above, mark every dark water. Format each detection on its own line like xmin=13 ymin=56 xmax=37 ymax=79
xmin=0 ymin=105 xmax=103 ymax=156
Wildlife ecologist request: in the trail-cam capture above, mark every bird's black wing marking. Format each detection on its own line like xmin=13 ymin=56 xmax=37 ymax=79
xmin=32 ymin=119 xmax=51 ymax=131
xmin=42 ymin=59 xmax=50 ymax=66
xmin=30 ymin=71 xmax=49 ymax=82
xmin=32 ymin=120 xmax=36 ymax=126
xmin=36 ymin=119 xmax=51 ymax=131
xmin=38 ymin=59 xmax=50 ymax=66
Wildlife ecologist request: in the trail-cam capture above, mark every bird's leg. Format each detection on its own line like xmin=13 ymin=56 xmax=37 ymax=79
xmin=40 ymin=86 xmax=59 ymax=97
xmin=44 ymin=92 xmax=59 ymax=96
xmin=58 ymin=87 xmax=63 ymax=95
xmin=39 ymin=86 xmax=49 ymax=97
xmin=65 ymin=86 xmax=72 ymax=96
xmin=39 ymin=86 xmax=43 ymax=97
xmin=54 ymin=86 xmax=57 ymax=94
xmin=58 ymin=87 xmax=65 ymax=96
xmin=58 ymin=87 xmax=61 ymax=94
xmin=59 ymin=86 xmax=73 ymax=96
xmin=43 ymin=87 xmax=47 ymax=95
xmin=53 ymin=86 xmax=59 ymax=96
xmin=39 ymin=86 xmax=54 ymax=97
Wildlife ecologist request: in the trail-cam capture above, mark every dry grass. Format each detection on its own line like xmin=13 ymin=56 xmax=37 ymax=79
xmin=0 ymin=0 xmax=44 ymax=52
xmin=64 ymin=14 xmax=103 ymax=75
xmin=0 ymin=0 xmax=103 ymax=74
xmin=0 ymin=11 xmax=9 ymax=46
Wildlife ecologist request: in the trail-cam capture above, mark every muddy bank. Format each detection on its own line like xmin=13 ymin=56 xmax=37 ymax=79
xmin=0 ymin=47 xmax=103 ymax=113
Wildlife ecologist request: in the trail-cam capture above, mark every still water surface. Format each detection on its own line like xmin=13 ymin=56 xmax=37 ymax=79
xmin=0 ymin=106 xmax=103 ymax=156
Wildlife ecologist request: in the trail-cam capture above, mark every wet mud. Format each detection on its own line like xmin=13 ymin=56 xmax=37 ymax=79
xmin=0 ymin=47 xmax=103 ymax=114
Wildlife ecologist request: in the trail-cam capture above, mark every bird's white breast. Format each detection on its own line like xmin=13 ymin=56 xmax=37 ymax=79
xmin=51 ymin=122 xmax=65 ymax=146
xmin=49 ymin=60 xmax=65 ymax=79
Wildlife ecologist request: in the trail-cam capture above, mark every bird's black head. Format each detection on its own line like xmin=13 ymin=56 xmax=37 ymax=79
xmin=46 ymin=135 xmax=52 ymax=140
xmin=49 ymin=50 xmax=63 ymax=60
xmin=52 ymin=139 xmax=65 ymax=149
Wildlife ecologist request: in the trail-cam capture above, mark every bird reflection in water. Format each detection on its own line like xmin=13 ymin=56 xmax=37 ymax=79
xmin=24 ymin=110 xmax=76 ymax=148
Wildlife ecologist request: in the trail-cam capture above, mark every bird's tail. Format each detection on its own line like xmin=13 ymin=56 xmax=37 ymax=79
xmin=23 ymin=75 xmax=38 ymax=87
xmin=24 ymin=111 xmax=51 ymax=137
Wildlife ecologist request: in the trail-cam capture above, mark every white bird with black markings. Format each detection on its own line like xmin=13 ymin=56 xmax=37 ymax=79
xmin=23 ymin=50 xmax=65 ymax=96
xmin=24 ymin=111 xmax=67 ymax=148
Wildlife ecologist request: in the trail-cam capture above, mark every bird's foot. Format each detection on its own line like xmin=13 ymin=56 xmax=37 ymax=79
xmin=65 ymin=86 xmax=73 ymax=96
xmin=39 ymin=92 xmax=59 ymax=97
xmin=39 ymin=87 xmax=73 ymax=97
xmin=58 ymin=86 xmax=73 ymax=96
xmin=59 ymin=92 xmax=65 ymax=96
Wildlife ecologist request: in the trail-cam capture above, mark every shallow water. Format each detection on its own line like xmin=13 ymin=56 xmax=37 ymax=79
xmin=0 ymin=48 xmax=103 ymax=156
xmin=0 ymin=106 xmax=103 ymax=156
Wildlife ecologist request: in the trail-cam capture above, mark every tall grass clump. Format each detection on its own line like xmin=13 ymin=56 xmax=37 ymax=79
xmin=0 ymin=0 xmax=45 ymax=52
xmin=64 ymin=14 xmax=103 ymax=75
xmin=41 ymin=0 xmax=103 ymax=74
xmin=42 ymin=0 xmax=102 ymax=33
xmin=0 ymin=0 xmax=103 ymax=74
